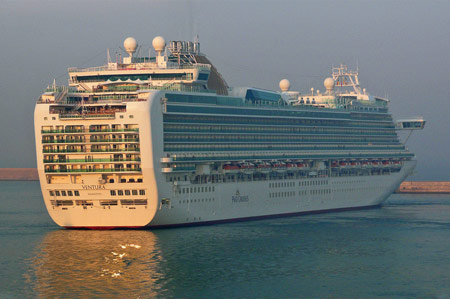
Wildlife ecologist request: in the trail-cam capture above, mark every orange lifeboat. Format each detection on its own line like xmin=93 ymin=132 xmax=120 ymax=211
xmin=255 ymin=161 xmax=271 ymax=173
xmin=223 ymin=163 xmax=240 ymax=174
xmin=296 ymin=162 xmax=310 ymax=171
xmin=239 ymin=162 xmax=256 ymax=174
xmin=339 ymin=161 xmax=350 ymax=168
xmin=361 ymin=161 xmax=371 ymax=168
xmin=371 ymin=160 xmax=381 ymax=168
xmin=271 ymin=161 xmax=287 ymax=173
xmin=286 ymin=162 xmax=298 ymax=172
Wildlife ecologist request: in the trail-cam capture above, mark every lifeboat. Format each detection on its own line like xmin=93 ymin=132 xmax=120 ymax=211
xmin=371 ymin=160 xmax=381 ymax=168
xmin=271 ymin=161 xmax=287 ymax=173
xmin=381 ymin=160 xmax=391 ymax=168
xmin=339 ymin=161 xmax=350 ymax=168
xmin=239 ymin=162 xmax=256 ymax=174
xmin=296 ymin=162 xmax=310 ymax=171
xmin=222 ymin=163 xmax=240 ymax=174
xmin=361 ymin=161 xmax=371 ymax=168
xmin=350 ymin=161 xmax=361 ymax=168
xmin=393 ymin=160 xmax=402 ymax=167
xmin=255 ymin=161 xmax=271 ymax=173
xmin=286 ymin=162 xmax=298 ymax=172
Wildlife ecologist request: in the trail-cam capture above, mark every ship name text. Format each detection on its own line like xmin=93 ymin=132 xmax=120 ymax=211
xmin=82 ymin=185 xmax=106 ymax=190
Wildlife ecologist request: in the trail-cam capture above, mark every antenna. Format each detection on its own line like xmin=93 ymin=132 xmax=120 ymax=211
xmin=107 ymin=48 xmax=112 ymax=64
xmin=194 ymin=34 xmax=200 ymax=54
xmin=136 ymin=45 xmax=142 ymax=59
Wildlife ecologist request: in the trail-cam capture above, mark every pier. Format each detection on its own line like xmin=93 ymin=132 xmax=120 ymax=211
xmin=0 ymin=168 xmax=38 ymax=181
xmin=396 ymin=181 xmax=450 ymax=194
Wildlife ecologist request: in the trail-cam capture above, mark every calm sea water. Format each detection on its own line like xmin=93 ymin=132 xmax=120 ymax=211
xmin=0 ymin=181 xmax=449 ymax=298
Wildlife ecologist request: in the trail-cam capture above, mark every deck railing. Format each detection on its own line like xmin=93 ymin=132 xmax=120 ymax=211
xmin=43 ymin=148 xmax=140 ymax=153
xmin=43 ymin=158 xmax=141 ymax=163
xmin=42 ymin=138 xmax=139 ymax=144
xmin=41 ymin=128 xmax=139 ymax=134
xmin=45 ymin=168 xmax=142 ymax=173
xmin=68 ymin=63 xmax=210 ymax=73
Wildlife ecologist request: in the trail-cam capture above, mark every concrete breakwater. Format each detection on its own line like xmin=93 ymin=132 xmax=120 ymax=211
xmin=0 ymin=168 xmax=39 ymax=181
xmin=396 ymin=181 xmax=450 ymax=194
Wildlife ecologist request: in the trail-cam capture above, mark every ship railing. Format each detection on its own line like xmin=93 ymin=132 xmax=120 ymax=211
xmin=44 ymin=158 xmax=141 ymax=163
xmin=45 ymin=168 xmax=142 ymax=173
xmin=90 ymin=138 xmax=139 ymax=143
xmin=43 ymin=148 xmax=140 ymax=153
xmin=41 ymin=128 xmax=139 ymax=134
xmin=68 ymin=63 xmax=210 ymax=73
xmin=44 ymin=86 xmax=67 ymax=93
xmin=90 ymin=148 xmax=140 ymax=152
xmin=42 ymin=139 xmax=85 ymax=144
xmin=88 ymin=128 xmax=139 ymax=133
xmin=141 ymin=83 xmax=216 ymax=94
xmin=164 ymin=152 xmax=414 ymax=163
xmin=42 ymin=138 xmax=139 ymax=144
xmin=59 ymin=113 xmax=116 ymax=119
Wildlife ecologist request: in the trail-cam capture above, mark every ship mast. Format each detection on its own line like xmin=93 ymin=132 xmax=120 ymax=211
xmin=332 ymin=64 xmax=362 ymax=94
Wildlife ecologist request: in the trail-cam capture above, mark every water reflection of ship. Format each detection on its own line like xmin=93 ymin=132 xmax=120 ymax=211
xmin=27 ymin=230 xmax=164 ymax=298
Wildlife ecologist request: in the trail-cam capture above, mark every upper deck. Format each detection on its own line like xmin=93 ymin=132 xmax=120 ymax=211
xmin=37 ymin=35 xmax=393 ymax=118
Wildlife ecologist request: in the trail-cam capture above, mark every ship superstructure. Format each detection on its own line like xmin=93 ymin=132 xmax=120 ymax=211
xmin=34 ymin=36 xmax=424 ymax=228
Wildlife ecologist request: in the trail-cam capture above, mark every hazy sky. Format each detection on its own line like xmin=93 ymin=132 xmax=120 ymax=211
xmin=0 ymin=0 xmax=448 ymax=180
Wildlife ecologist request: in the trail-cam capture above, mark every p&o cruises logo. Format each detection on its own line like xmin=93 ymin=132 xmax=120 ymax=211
xmin=232 ymin=190 xmax=249 ymax=203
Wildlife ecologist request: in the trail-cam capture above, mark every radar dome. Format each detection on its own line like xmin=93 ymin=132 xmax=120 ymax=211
xmin=152 ymin=36 xmax=166 ymax=53
xmin=324 ymin=77 xmax=335 ymax=91
xmin=124 ymin=37 xmax=138 ymax=56
xmin=279 ymin=79 xmax=290 ymax=92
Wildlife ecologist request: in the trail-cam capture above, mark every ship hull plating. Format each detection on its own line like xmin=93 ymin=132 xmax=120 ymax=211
xmin=38 ymin=161 xmax=415 ymax=229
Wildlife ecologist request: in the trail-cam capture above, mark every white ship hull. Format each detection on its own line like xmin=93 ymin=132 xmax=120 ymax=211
xmin=35 ymin=90 xmax=417 ymax=228
xmin=151 ymin=161 xmax=415 ymax=227
xmin=37 ymin=163 xmax=414 ymax=228
xmin=34 ymin=37 xmax=423 ymax=229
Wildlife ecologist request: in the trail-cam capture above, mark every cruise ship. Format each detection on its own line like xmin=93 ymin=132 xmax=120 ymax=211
xmin=34 ymin=36 xmax=425 ymax=228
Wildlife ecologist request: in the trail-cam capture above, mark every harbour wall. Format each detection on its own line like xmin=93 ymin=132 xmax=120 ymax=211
xmin=0 ymin=168 xmax=39 ymax=181
xmin=396 ymin=181 xmax=450 ymax=194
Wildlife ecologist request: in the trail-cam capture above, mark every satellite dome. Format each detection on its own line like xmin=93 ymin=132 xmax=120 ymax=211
xmin=123 ymin=37 xmax=138 ymax=56
xmin=279 ymin=79 xmax=290 ymax=92
xmin=152 ymin=36 xmax=166 ymax=52
xmin=324 ymin=77 xmax=335 ymax=91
